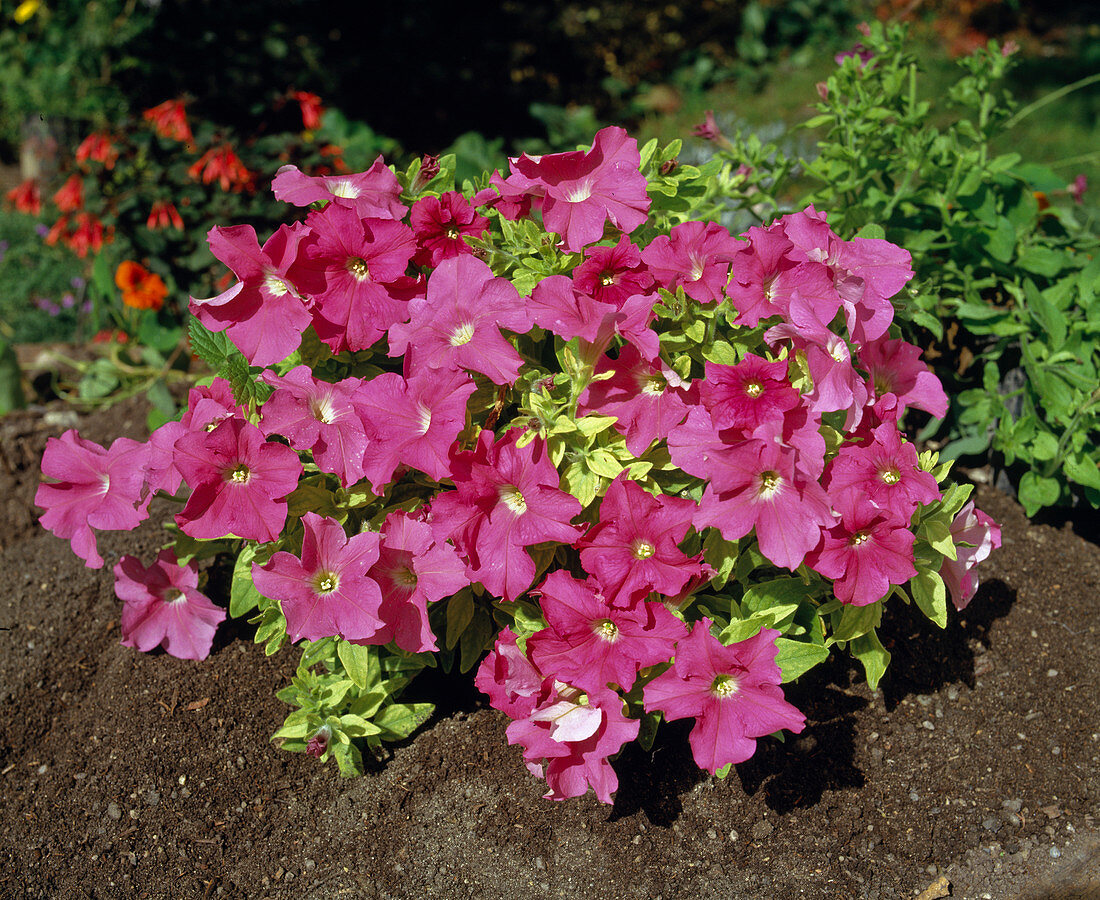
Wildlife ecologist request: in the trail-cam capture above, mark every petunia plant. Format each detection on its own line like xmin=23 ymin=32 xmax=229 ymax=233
xmin=37 ymin=126 xmax=1000 ymax=801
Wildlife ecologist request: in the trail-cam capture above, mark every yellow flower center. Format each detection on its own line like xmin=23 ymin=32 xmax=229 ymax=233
xmin=631 ymin=538 xmax=656 ymax=560
xmin=346 ymin=257 xmax=370 ymax=281
xmin=744 ymin=380 xmax=764 ymax=398
xmin=880 ymin=468 xmax=901 ymax=485
xmin=849 ymin=531 xmax=870 ymax=547
xmin=313 ymin=571 xmax=339 ymax=594
xmin=227 ymin=464 xmax=251 ymax=484
xmin=593 ymin=619 xmax=619 ymax=642
xmin=498 ymin=484 xmax=528 ymax=515
xmin=450 ymin=321 xmax=476 ymax=347
xmin=711 ymin=674 xmax=739 ymax=698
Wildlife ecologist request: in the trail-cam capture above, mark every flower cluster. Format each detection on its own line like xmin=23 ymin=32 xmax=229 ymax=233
xmin=37 ymin=126 xmax=999 ymax=801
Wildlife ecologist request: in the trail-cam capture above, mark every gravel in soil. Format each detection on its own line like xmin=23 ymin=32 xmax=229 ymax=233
xmin=1 ymin=400 xmax=1099 ymax=899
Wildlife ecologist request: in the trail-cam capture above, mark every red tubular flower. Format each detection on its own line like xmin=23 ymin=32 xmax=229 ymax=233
xmin=188 ymin=145 xmax=253 ymax=193
xmin=52 ymin=175 xmax=84 ymax=213
xmin=143 ymin=99 xmax=194 ymax=144
xmin=147 ymin=199 xmax=184 ymax=231
xmin=291 ymin=91 xmax=325 ymax=130
xmin=5 ymin=179 xmax=41 ymax=215
xmin=75 ymin=132 xmax=118 ymax=169
xmin=68 ymin=213 xmax=110 ymax=258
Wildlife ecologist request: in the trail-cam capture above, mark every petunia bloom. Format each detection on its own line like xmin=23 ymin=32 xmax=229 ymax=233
xmin=115 ymin=550 xmax=225 ymax=660
xmin=271 ymin=156 xmax=406 ymax=220
xmin=36 ymin=430 xmax=150 ymax=568
xmin=643 ymin=621 xmax=805 ymax=774
xmin=940 ymin=500 xmax=1001 ymax=611
xmin=252 ymin=512 xmax=384 ymax=643
xmin=410 ymin=191 xmax=489 ymax=267
xmin=173 ymin=417 xmax=302 ymax=542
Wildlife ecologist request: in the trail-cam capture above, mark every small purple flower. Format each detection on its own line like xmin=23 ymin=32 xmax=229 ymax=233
xmin=70 ymin=275 xmax=86 ymax=290
xmin=35 ymin=224 xmax=49 ymax=238
xmin=1070 ymin=175 xmax=1087 ymax=205
xmin=61 ymin=292 xmax=76 ymax=309
xmin=306 ymin=725 xmax=331 ymax=757
xmin=35 ymin=297 xmax=60 ymax=316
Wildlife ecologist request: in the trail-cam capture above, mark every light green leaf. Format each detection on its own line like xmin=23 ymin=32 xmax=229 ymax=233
xmin=337 ymin=640 xmax=374 ymax=690
xmin=850 ymin=630 xmax=891 ymax=691
xmin=774 ymin=638 xmax=829 ymax=683
xmin=374 ymin=702 xmax=434 ymax=740
xmin=911 ymin=571 xmax=948 ymax=629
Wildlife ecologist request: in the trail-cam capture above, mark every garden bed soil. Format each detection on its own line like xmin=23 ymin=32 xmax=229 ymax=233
xmin=1 ymin=399 xmax=1099 ymax=899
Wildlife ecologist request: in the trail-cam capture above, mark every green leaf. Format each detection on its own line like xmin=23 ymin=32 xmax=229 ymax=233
xmin=459 ymin=607 xmax=497 ymax=673
xmin=850 ymin=630 xmax=891 ymax=691
xmin=1018 ymin=470 xmax=1061 ymax=516
xmin=831 ymin=601 xmax=882 ymax=643
xmin=230 ymin=544 xmax=265 ymax=618
xmin=445 ymin=590 xmax=475 ymax=650
xmin=774 ymin=638 xmax=829 ymax=683
xmin=337 ymin=640 xmax=374 ymax=690
xmin=979 ymin=218 xmax=1015 ymax=263
xmin=741 ymin=577 xmax=813 ymax=615
xmin=910 ymin=571 xmax=948 ymax=629
xmin=1017 ymin=246 xmax=1070 ymax=278
xmin=585 ymin=448 xmax=624 ymax=479
xmin=1063 ymin=453 xmax=1100 ymax=491
xmin=373 ymin=702 xmax=434 ymax=740
xmin=77 ymin=359 xmax=120 ymax=400
xmin=0 ymin=340 xmax=26 ymax=414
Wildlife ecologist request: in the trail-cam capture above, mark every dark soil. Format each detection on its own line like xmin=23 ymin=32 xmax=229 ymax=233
xmin=2 ymin=399 xmax=1099 ymax=900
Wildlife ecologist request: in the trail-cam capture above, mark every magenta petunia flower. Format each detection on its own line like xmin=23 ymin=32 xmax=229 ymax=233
xmin=693 ymin=436 xmax=835 ymax=571
xmin=940 ymin=500 xmax=1001 ymax=611
xmin=290 ymin=204 xmax=418 ymax=354
xmin=173 ymin=418 xmax=302 ymax=542
xmin=577 ymin=343 xmax=694 ymax=456
xmin=506 ymin=680 xmax=639 ymax=803
xmin=189 ymin=223 xmax=312 ymax=366
xmin=114 ymin=550 xmax=226 ymax=660
xmin=526 ymin=570 xmax=687 ymax=691
xmin=367 ymin=511 xmax=469 ymax=653
xmin=640 ymin=219 xmax=743 ymax=304
xmin=699 ymin=353 xmax=800 ymax=434
xmin=410 ymin=190 xmax=489 ymax=267
xmin=259 ymin=366 xmax=369 ymax=488
xmin=475 ymin=627 xmax=544 ymax=720
xmin=430 ymin=429 xmax=583 ymax=602
xmin=252 ymin=512 xmax=384 ymax=643
xmin=826 ymin=423 xmax=941 ymax=523
xmin=528 ymin=274 xmax=617 ymax=343
xmin=643 ymin=621 xmax=805 ymax=774
xmin=807 ymin=495 xmax=917 ymax=606
xmin=859 ymin=336 xmax=948 ymax=420
xmin=270 ymin=157 xmax=407 ymax=220
xmin=493 ymin=126 xmax=651 ymax=252
xmin=571 ymin=235 xmax=654 ymax=306
xmin=354 ymin=367 xmax=476 ymax=491
xmin=36 ymin=430 xmax=150 ymax=569
xmin=388 ymin=254 xmax=533 ymax=385
xmin=577 ymin=474 xmax=704 ymax=606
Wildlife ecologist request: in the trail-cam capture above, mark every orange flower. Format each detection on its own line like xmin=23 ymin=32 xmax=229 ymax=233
xmin=143 ymin=99 xmax=194 ymax=145
xmin=115 ymin=261 xmax=168 ymax=311
xmin=52 ymin=174 xmax=84 ymax=213
xmin=5 ymin=178 xmax=41 ymax=215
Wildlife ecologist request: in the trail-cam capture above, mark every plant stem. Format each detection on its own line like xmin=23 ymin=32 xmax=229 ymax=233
xmin=1005 ymin=72 xmax=1100 ymax=130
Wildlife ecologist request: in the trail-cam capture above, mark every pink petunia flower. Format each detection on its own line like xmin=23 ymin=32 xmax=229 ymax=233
xmin=643 ymin=621 xmax=805 ymax=774
xmin=806 ymin=495 xmax=917 ymax=606
xmin=940 ymin=500 xmax=1001 ymax=611
xmin=36 ymin=430 xmax=150 ymax=569
xmin=571 ymin=235 xmax=654 ymax=306
xmin=114 ymin=550 xmax=226 ymax=660
xmin=430 ymin=429 xmax=583 ymax=602
xmin=577 ymin=343 xmax=694 ymax=456
xmin=577 ymin=474 xmax=704 ymax=606
xmin=367 ymin=510 xmax=469 ymax=653
xmin=492 ymin=126 xmax=651 ymax=252
xmin=528 ymin=274 xmax=618 ymax=343
xmin=527 ymin=570 xmax=687 ymax=691
xmin=692 ymin=436 xmax=835 ymax=571
xmin=189 ymin=223 xmax=312 ymax=366
xmin=699 ymin=354 xmax=800 ymax=434
xmin=354 ymin=367 xmax=476 ymax=492
xmin=173 ymin=418 xmax=302 ymax=542
xmin=259 ymin=366 xmax=369 ymax=487
xmin=290 ymin=204 xmax=418 ymax=354
xmin=388 ymin=254 xmax=533 ymax=385
xmin=475 ymin=627 xmax=545 ymax=720
xmin=859 ymin=335 xmax=948 ymax=421
xmin=410 ymin=191 xmax=490 ymax=267
xmin=270 ymin=156 xmax=407 ymax=220
xmin=826 ymin=423 xmax=941 ymax=523
xmin=640 ymin=220 xmax=743 ymax=304
xmin=252 ymin=512 xmax=384 ymax=643
xmin=506 ymin=680 xmax=639 ymax=803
